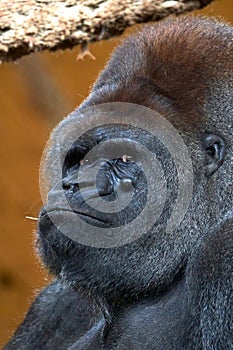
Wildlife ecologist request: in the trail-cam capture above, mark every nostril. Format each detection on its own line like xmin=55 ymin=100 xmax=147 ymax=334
xmin=62 ymin=180 xmax=71 ymax=190
xmin=119 ymin=178 xmax=133 ymax=192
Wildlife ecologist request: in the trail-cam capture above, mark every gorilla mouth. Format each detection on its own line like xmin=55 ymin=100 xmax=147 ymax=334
xmin=40 ymin=207 xmax=111 ymax=226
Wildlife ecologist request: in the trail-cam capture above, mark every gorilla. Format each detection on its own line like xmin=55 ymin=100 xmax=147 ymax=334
xmin=5 ymin=15 xmax=232 ymax=350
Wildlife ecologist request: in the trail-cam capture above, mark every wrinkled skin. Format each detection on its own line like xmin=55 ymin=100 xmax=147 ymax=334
xmin=5 ymin=16 xmax=233 ymax=350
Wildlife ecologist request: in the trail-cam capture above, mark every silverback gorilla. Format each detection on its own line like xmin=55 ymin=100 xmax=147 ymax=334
xmin=5 ymin=16 xmax=233 ymax=350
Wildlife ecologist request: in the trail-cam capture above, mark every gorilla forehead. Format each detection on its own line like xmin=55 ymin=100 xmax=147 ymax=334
xmin=87 ymin=16 xmax=233 ymax=129
xmin=101 ymin=16 xmax=233 ymax=87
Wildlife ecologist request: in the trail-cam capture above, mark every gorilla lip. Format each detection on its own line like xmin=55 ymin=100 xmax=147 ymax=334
xmin=40 ymin=207 xmax=111 ymax=225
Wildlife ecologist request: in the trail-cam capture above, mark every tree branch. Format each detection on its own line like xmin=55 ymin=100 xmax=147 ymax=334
xmin=0 ymin=0 xmax=214 ymax=62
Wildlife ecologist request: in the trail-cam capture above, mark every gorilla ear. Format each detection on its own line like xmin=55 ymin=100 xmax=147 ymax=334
xmin=202 ymin=134 xmax=226 ymax=177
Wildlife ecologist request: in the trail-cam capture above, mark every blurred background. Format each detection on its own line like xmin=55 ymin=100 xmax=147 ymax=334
xmin=0 ymin=1 xmax=232 ymax=347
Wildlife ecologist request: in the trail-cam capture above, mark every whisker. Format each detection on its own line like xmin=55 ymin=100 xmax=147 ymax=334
xmin=25 ymin=216 xmax=38 ymax=221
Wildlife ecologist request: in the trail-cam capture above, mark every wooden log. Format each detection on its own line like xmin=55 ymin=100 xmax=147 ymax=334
xmin=0 ymin=0 xmax=213 ymax=62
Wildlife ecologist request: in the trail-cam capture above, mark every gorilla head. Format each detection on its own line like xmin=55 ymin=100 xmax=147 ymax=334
xmin=5 ymin=15 xmax=232 ymax=350
xmin=38 ymin=16 xmax=232 ymax=302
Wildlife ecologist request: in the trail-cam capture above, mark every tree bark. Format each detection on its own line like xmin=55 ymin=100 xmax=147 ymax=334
xmin=0 ymin=0 xmax=214 ymax=62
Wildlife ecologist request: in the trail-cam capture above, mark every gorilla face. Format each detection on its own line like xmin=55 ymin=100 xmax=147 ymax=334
xmin=38 ymin=122 xmax=175 ymax=298
xmin=37 ymin=98 xmax=226 ymax=301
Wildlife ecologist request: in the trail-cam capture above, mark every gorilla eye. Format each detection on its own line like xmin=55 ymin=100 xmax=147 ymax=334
xmin=63 ymin=142 xmax=91 ymax=170
xmin=122 ymin=155 xmax=133 ymax=163
xmin=79 ymin=158 xmax=89 ymax=166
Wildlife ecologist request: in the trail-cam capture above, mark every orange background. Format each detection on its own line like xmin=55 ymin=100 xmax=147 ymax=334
xmin=0 ymin=1 xmax=232 ymax=347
